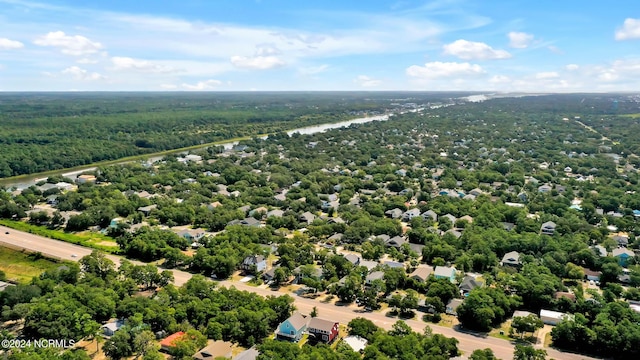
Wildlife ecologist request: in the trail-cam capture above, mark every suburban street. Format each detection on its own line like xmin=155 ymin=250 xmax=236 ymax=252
xmin=0 ymin=225 xmax=600 ymax=360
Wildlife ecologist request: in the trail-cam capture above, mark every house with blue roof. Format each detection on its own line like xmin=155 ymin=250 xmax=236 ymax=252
xmin=276 ymin=313 xmax=307 ymax=342
xmin=612 ymin=248 xmax=635 ymax=266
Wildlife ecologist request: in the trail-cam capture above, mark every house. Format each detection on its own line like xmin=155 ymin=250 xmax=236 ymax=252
xmin=241 ymin=255 xmax=266 ymax=273
xmin=500 ymin=251 xmax=521 ymax=267
xmin=402 ymin=208 xmax=421 ymax=221
xmin=184 ymin=154 xmax=202 ymax=162
xmin=593 ymin=245 xmax=607 ymax=257
xmin=374 ymin=234 xmax=390 ymax=243
xmin=417 ymin=298 xmax=437 ymax=314
xmin=502 ymin=222 xmax=516 ymax=231
xmin=385 ymin=236 xmax=406 ymax=248
xmin=249 ymin=207 xmax=268 ymax=218
xmin=234 ymin=347 xmax=259 ymax=360
xmin=554 ymin=291 xmax=576 ymax=302
xmin=55 ymin=182 xmax=74 ymax=191
xmin=359 ymin=260 xmax=379 ymax=271
xmin=207 ymin=201 xmax=223 ymax=210
xmin=0 ymin=281 xmax=13 ymax=292
xmin=538 ymin=184 xmax=552 ymax=193
xmin=307 ymin=317 xmax=339 ymax=344
xmin=293 ymin=266 xmax=323 ymax=284
xmin=276 ymin=313 xmax=307 ymax=342
xmin=299 ymin=211 xmax=316 ymax=224
xmin=76 ymin=174 xmax=97 ymax=184
xmin=262 ymin=267 xmax=278 ymax=282
xmin=433 ymin=266 xmax=456 ymax=283
xmin=342 ymin=335 xmax=367 ymax=352
xmin=383 ymin=261 xmax=404 ymax=269
xmin=194 ymin=340 xmax=233 ymax=360
xmin=343 ymin=254 xmax=361 ymax=266
xmin=266 ymin=209 xmax=284 ymax=218
xmin=328 ymin=233 xmax=343 ymax=242
xmin=446 ymin=299 xmax=463 ymax=315
xmin=583 ymin=268 xmax=601 ymax=282
xmin=468 ymin=188 xmax=483 ymax=197
xmin=459 ymin=215 xmax=474 ymax=224
xmin=160 ymin=331 xmax=185 ymax=352
xmin=385 ymin=208 xmax=403 ymax=219
xmin=540 ymin=221 xmax=556 ymax=236
xmin=137 ymin=204 xmax=157 ymax=216
xmin=109 ymin=217 xmax=123 ymax=228
xmin=612 ymin=248 xmax=635 ymax=266
xmin=38 ymin=183 xmax=57 ymax=192
xmin=539 ymin=309 xmax=573 ymax=325
xmin=101 ymin=319 xmax=125 ymax=336
xmin=421 ymin=210 xmax=438 ymax=222
xmin=459 ymin=276 xmax=483 ymax=295
xmin=512 ymin=310 xmax=535 ymax=318
xmin=175 ymin=228 xmax=206 ymax=243
xmin=410 ymin=266 xmax=434 ymax=283
xmin=445 ymin=229 xmax=462 ymax=239
xmin=365 ymin=271 xmax=385 ymax=285
xmin=612 ymin=234 xmax=629 ymax=247
xmin=441 ymin=213 xmax=457 ymax=224
xmin=46 ymin=195 xmax=59 ymax=206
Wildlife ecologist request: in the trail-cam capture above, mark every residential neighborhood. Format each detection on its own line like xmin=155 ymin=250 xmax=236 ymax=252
xmin=2 ymin=94 xmax=640 ymax=359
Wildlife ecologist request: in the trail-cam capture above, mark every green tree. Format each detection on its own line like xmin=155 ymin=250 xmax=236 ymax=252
xmin=513 ymin=344 xmax=546 ymax=360
xmin=511 ymin=315 xmax=543 ymax=339
xmin=470 ymin=348 xmax=499 ymax=360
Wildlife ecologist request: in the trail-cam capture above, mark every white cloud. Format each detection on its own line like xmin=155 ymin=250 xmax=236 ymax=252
xmin=230 ymin=55 xmax=285 ymax=70
xmin=34 ymin=31 xmax=102 ymax=56
xmin=566 ymin=64 xmax=579 ymax=71
xmin=507 ymin=32 xmax=534 ymax=48
xmin=443 ymin=39 xmax=511 ymax=60
xmin=354 ymin=75 xmax=382 ymax=88
xmin=489 ymin=75 xmax=510 ymax=83
xmin=77 ymin=58 xmax=98 ymax=64
xmin=61 ymin=66 xmax=105 ymax=80
xmin=535 ymin=71 xmax=559 ymax=79
xmin=0 ymin=37 xmax=24 ymax=50
xmin=547 ymin=45 xmax=563 ymax=54
xmin=181 ymin=79 xmax=222 ymax=90
xmin=298 ymin=64 xmax=329 ymax=76
xmin=160 ymin=84 xmax=178 ymax=90
xmin=406 ymin=61 xmax=485 ymax=79
xmin=111 ymin=56 xmax=178 ymax=73
xmin=615 ymin=18 xmax=640 ymax=40
xmin=598 ymin=71 xmax=619 ymax=82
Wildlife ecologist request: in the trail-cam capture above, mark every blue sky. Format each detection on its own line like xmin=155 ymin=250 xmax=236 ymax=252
xmin=0 ymin=0 xmax=639 ymax=91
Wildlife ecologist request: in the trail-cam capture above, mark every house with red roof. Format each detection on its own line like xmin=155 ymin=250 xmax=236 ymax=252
xmin=160 ymin=331 xmax=185 ymax=352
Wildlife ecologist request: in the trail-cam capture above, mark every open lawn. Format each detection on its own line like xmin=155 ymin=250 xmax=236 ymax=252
xmin=0 ymin=246 xmax=62 ymax=283
xmin=488 ymin=321 xmax=513 ymax=341
xmin=0 ymin=220 xmax=120 ymax=253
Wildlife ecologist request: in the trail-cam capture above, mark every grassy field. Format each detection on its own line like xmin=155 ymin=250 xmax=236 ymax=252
xmin=619 ymin=113 xmax=640 ymax=119
xmin=0 ymin=246 xmax=62 ymax=283
xmin=0 ymin=220 xmax=120 ymax=253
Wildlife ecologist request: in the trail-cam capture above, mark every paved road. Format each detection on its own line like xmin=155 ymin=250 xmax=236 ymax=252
xmin=0 ymin=225 xmax=600 ymax=359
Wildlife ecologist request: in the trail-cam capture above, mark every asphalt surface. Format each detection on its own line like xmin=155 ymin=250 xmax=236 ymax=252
xmin=0 ymin=225 xmax=600 ymax=359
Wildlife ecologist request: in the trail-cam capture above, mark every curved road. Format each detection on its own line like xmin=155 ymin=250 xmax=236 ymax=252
xmin=0 ymin=225 xmax=600 ymax=359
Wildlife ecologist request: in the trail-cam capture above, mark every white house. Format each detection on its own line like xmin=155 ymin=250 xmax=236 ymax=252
xmin=540 ymin=309 xmax=573 ymax=325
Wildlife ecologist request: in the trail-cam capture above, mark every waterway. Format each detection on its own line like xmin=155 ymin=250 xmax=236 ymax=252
xmin=3 ymin=113 xmax=392 ymax=190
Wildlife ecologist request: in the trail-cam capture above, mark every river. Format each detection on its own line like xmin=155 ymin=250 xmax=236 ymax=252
xmin=3 ymin=113 xmax=393 ymax=190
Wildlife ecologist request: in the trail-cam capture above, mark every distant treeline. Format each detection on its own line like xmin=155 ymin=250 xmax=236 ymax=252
xmin=0 ymin=92 xmax=401 ymax=178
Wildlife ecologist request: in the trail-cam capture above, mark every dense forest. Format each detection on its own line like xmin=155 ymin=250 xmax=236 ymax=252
xmin=0 ymin=92 xmax=472 ymax=178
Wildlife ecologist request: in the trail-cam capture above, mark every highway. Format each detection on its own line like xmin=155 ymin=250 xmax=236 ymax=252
xmin=0 ymin=225 xmax=599 ymax=359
